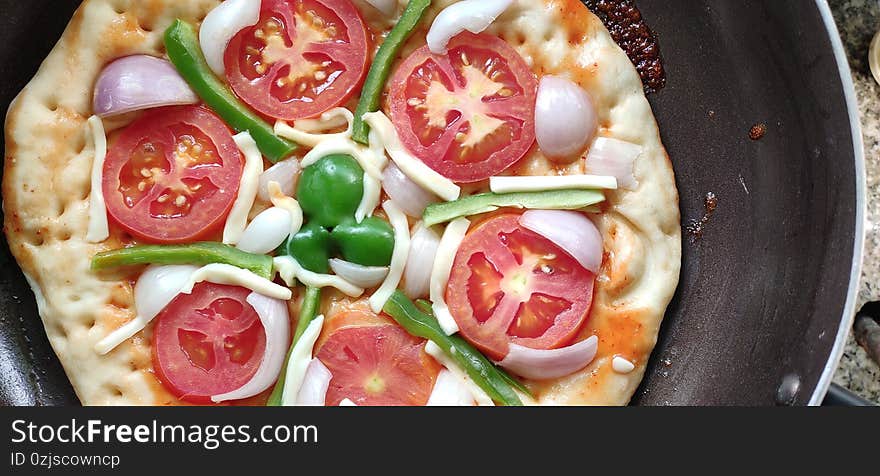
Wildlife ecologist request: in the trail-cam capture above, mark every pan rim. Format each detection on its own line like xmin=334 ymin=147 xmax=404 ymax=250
xmin=807 ymin=0 xmax=867 ymax=406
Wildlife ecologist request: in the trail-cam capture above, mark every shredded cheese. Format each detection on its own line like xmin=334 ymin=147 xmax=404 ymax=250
xmin=300 ymin=137 xmax=385 ymax=179
xmin=489 ymin=174 xmax=618 ymax=193
xmin=182 ymin=263 xmax=292 ymax=300
xmin=339 ymin=398 xmax=357 ymax=406
xmin=612 ymin=356 xmax=635 ymax=374
xmin=280 ymin=315 xmax=325 ymax=406
xmin=273 ymin=256 xmax=365 ymax=297
xmin=425 ymin=341 xmax=494 ymax=406
xmin=224 ymin=132 xmax=264 ymax=245
xmin=267 ymin=181 xmax=304 ymax=235
xmin=430 ymin=218 xmax=470 ymax=335
xmin=274 ymin=107 xmax=354 ymax=148
xmin=362 ymin=111 xmax=461 ymax=202
xmin=356 ymin=173 xmax=381 ymax=223
xmin=369 ymin=201 xmax=411 ymax=313
xmin=86 ymin=116 xmax=109 ymax=243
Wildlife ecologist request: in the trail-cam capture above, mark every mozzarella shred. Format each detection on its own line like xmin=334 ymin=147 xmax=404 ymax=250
xmin=280 ymin=315 xmax=325 ymax=406
xmin=356 ymin=173 xmax=381 ymax=223
xmin=369 ymin=201 xmax=411 ymax=313
xmin=300 ymin=137 xmax=385 ymax=179
xmin=425 ymin=341 xmax=494 ymax=406
xmin=612 ymin=356 xmax=636 ymax=374
xmin=267 ymin=181 xmax=304 ymax=235
xmin=86 ymin=116 xmax=109 ymax=243
xmin=430 ymin=218 xmax=470 ymax=335
xmin=362 ymin=111 xmax=461 ymax=202
xmin=489 ymin=174 xmax=618 ymax=193
xmin=224 ymin=132 xmax=264 ymax=245
xmin=274 ymin=107 xmax=354 ymax=148
xmin=182 ymin=263 xmax=292 ymax=300
xmin=273 ymin=256 xmax=365 ymax=297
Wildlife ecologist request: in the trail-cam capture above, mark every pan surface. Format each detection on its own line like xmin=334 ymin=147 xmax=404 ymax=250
xmin=0 ymin=0 xmax=864 ymax=406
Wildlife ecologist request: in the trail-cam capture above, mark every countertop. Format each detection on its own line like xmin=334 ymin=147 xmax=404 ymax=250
xmin=828 ymin=0 xmax=880 ymax=404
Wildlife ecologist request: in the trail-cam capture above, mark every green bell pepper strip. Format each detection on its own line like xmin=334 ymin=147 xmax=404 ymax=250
xmin=164 ymin=20 xmax=297 ymax=163
xmin=90 ymin=242 xmax=274 ymax=279
xmin=351 ymin=0 xmax=432 ymax=144
xmin=267 ymin=287 xmax=322 ymax=406
xmin=422 ymin=189 xmax=606 ymax=227
xmin=384 ymin=291 xmax=526 ymax=406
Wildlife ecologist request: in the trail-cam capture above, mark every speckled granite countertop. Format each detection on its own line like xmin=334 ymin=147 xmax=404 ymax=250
xmin=828 ymin=0 xmax=880 ymax=404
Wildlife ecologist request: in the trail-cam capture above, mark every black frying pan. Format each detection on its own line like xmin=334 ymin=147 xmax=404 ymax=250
xmin=0 ymin=0 xmax=865 ymax=406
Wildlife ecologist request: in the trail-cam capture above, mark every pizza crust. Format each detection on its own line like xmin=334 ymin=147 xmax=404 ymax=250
xmin=3 ymin=0 xmax=680 ymax=406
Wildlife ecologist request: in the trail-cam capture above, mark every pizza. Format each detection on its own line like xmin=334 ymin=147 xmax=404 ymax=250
xmin=2 ymin=0 xmax=681 ymax=406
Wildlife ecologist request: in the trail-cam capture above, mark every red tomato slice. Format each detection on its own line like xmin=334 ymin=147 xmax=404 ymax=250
xmin=102 ymin=105 xmax=243 ymax=244
xmin=152 ymin=283 xmax=266 ymax=404
xmin=225 ymin=0 xmax=369 ymax=120
xmin=316 ymin=317 xmax=440 ymax=406
xmin=446 ymin=214 xmax=596 ymax=360
xmin=388 ymin=32 xmax=538 ymax=183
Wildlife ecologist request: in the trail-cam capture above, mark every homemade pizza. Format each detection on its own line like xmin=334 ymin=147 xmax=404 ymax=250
xmin=3 ymin=0 xmax=681 ymax=406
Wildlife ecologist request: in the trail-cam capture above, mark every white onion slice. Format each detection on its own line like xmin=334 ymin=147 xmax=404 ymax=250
xmin=329 ymin=259 xmax=389 ymax=289
xmin=281 ymin=315 xmax=325 ymax=405
xmin=369 ymin=201 xmax=411 ymax=313
xmin=364 ymin=0 xmax=397 ymax=16
xmin=200 ymin=0 xmax=261 ymax=76
xmin=426 ymin=0 xmax=513 ymax=54
xmin=236 ymin=207 xmax=292 ymax=255
xmin=94 ymin=265 xmax=198 ymax=355
xmin=584 ymin=137 xmax=641 ymax=190
xmin=212 ymin=292 xmax=290 ymax=402
xmin=258 ymin=159 xmax=301 ymax=202
xmin=382 ymin=162 xmax=439 ymax=217
xmin=403 ymin=223 xmax=441 ymax=299
xmin=535 ymin=75 xmax=598 ymax=160
xmin=431 ymin=218 xmax=471 ymax=335
xmin=519 ymin=210 xmax=602 ymax=274
xmin=296 ymin=358 xmax=333 ymax=406
xmin=93 ymin=55 xmax=198 ymax=117
xmin=427 ymin=369 xmax=476 ymax=406
xmin=498 ymin=336 xmax=599 ymax=380
xmin=425 ymin=341 xmax=494 ymax=406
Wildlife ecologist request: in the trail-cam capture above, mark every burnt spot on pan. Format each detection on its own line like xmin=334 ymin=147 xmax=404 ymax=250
xmin=685 ymin=192 xmax=718 ymax=241
xmin=583 ymin=0 xmax=666 ymax=93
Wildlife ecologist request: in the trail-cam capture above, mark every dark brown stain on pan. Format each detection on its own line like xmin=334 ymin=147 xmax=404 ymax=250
xmin=583 ymin=0 xmax=667 ymax=93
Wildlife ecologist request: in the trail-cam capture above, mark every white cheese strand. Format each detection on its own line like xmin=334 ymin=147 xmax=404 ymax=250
xmin=369 ymin=201 xmax=411 ymax=313
xmin=489 ymin=174 xmax=618 ymax=193
xmin=356 ymin=173 xmax=382 ymax=223
xmin=273 ymin=256 xmax=365 ymax=297
xmin=86 ymin=116 xmax=110 ymax=243
xmin=430 ymin=218 xmax=470 ymax=335
xmin=425 ymin=341 xmax=494 ymax=406
xmin=182 ymin=263 xmax=292 ymax=300
xmin=612 ymin=356 xmax=636 ymax=374
xmin=267 ymin=181 xmax=304 ymax=236
xmin=427 ymin=369 xmax=476 ymax=406
xmin=281 ymin=315 xmax=325 ymax=406
xmin=274 ymin=108 xmax=354 ymax=148
xmin=300 ymin=137 xmax=385 ymax=179
xmin=339 ymin=398 xmax=357 ymax=406
xmin=224 ymin=132 xmax=264 ymax=245
xmin=362 ymin=111 xmax=461 ymax=202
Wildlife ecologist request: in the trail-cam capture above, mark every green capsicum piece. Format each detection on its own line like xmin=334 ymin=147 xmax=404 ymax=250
xmin=279 ymin=222 xmax=334 ymax=274
xmin=351 ymin=0 xmax=432 ymax=144
xmin=331 ymin=217 xmax=395 ymax=267
xmin=422 ymin=189 xmax=606 ymax=227
xmin=383 ymin=291 xmax=526 ymax=406
xmin=297 ymin=154 xmax=365 ymax=228
xmin=90 ymin=242 xmax=274 ymax=279
xmin=164 ymin=20 xmax=297 ymax=162
xmin=266 ymin=286 xmax=322 ymax=407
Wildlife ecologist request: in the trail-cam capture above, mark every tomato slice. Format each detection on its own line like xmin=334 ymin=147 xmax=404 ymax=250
xmin=388 ymin=32 xmax=538 ymax=183
xmin=225 ymin=0 xmax=369 ymax=120
xmin=102 ymin=105 xmax=243 ymax=243
xmin=152 ymin=283 xmax=266 ymax=404
xmin=446 ymin=214 xmax=595 ymax=360
xmin=316 ymin=315 xmax=440 ymax=406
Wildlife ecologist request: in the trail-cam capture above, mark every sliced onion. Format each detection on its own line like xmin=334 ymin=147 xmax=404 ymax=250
xmin=329 ymin=259 xmax=389 ymax=289
xmin=498 ymin=336 xmax=599 ymax=380
xmin=519 ymin=210 xmax=602 ymax=273
xmin=584 ymin=137 xmax=641 ymax=190
xmin=535 ymin=75 xmax=597 ymax=160
xmin=258 ymin=159 xmax=301 ymax=202
xmin=364 ymin=0 xmax=397 ymax=16
xmin=426 ymin=0 xmax=513 ymax=54
xmin=296 ymin=359 xmax=333 ymax=406
xmin=200 ymin=0 xmax=261 ymax=76
xmin=403 ymin=223 xmax=441 ymax=299
xmin=381 ymin=162 xmax=439 ymax=217
xmin=237 ymin=207 xmax=293 ymax=255
xmin=212 ymin=292 xmax=290 ymax=402
xmin=427 ymin=369 xmax=476 ymax=406
xmin=93 ymin=55 xmax=198 ymax=117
